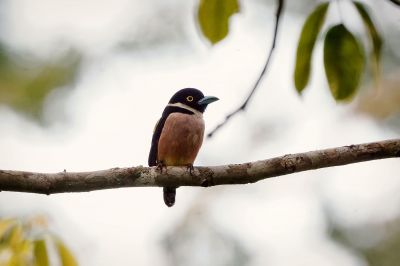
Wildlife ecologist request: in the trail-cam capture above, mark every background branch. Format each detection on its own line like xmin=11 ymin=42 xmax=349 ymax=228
xmin=207 ymin=0 xmax=285 ymax=138
xmin=0 ymin=139 xmax=399 ymax=194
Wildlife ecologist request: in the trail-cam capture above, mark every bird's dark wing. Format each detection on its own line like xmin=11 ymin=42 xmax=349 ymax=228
xmin=148 ymin=106 xmax=194 ymax=166
xmin=148 ymin=117 xmax=166 ymax=166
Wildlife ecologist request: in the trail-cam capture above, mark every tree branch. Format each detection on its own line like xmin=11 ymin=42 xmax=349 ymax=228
xmin=0 ymin=139 xmax=399 ymax=194
xmin=207 ymin=0 xmax=285 ymax=138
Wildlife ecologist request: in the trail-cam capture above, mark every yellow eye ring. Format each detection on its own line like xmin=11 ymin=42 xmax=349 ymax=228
xmin=186 ymin=96 xmax=194 ymax=102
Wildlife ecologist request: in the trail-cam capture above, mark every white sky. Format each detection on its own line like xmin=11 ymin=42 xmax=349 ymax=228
xmin=0 ymin=0 xmax=399 ymax=265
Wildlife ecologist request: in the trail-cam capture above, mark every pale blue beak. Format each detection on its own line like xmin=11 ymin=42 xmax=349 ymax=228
xmin=198 ymin=96 xmax=219 ymax=105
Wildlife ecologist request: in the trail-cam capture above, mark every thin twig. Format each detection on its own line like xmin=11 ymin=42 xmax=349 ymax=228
xmin=0 ymin=139 xmax=399 ymax=194
xmin=207 ymin=0 xmax=285 ymax=138
xmin=388 ymin=0 xmax=400 ymax=6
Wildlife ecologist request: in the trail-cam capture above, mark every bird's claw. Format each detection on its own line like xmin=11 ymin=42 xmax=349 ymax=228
xmin=157 ymin=160 xmax=166 ymax=173
xmin=186 ymin=164 xmax=194 ymax=176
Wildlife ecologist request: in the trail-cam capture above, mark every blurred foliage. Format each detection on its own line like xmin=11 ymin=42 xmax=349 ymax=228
xmin=54 ymin=239 xmax=77 ymax=266
xmin=356 ymin=70 xmax=400 ymax=132
xmin=329 ymin=217 xmax=400 ymax=266
xmin=0 ymin=0 xmax=393 ymax=120
xmin=364 ymin=233 xmax=400 ymax=266
xmin=0 ymin=217 xmax=78 ymax=266
xmin=323 ymin=24 xmax=365 ymax=101
xmin=33 ymin=239 xmax=48 ymax=266
xmin=0 ymin=46 xmax=80 ymax=120
xmin=353 ymin=2 xmax=383 ymax=88
xmin=294 ymin=2 xmax=329 ymax=93
xmin=293 ymin=1 xmax=383 ymax=102
xmin=163 ymin=194 xmax=249 ymax=266
xmin=195 ymin=0 xmax=388 ymax=102
xmin=197 ymin=0 xmax=239 ymax=44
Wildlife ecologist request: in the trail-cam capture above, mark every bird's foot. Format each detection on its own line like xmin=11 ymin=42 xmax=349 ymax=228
xmin=186 ymin=163 xmax=194 ymax=176
xmin=157 ymin=160 xmax=166 ymax=173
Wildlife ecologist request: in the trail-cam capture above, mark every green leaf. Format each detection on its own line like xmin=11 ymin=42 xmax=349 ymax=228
xmin=0 ymin=219 xmax=16 ymax=239
xmin=324 ymin=24 xmax=365 ymax=101
xmin=55 ymin=239 xmax=78 ymax=266
xmin=294 ymin=2 xmax=330 ymax=93
xmin=0 ymin=50 xmax=80 ymax=120
xmin=34 ymin=239 xmax=49 ymax=266
xmin=7 ymin=224 xmax=24 ymax=248
xmin=197 ymin=0 xmax=239 ymax=44
xmin=0 ymin=45 xmax=9 ymax=69
xmin=353 ymin=1 xmax=383 ymax=86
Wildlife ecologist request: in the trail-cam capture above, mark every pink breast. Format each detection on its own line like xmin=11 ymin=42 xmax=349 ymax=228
xmin=157 ymin=113 xmax=205 ymax=166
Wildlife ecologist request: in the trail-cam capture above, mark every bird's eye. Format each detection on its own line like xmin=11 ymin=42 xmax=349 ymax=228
xmin=186 ymin=96 xmax=194 ymax=102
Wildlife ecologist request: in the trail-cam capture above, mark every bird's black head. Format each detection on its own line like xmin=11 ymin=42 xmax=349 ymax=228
xmin=168 ymin=88 xmax=219 ymax=113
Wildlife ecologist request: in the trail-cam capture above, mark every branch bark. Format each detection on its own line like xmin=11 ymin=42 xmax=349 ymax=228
xmin=0 ymin=139 xmax=399 ymax=194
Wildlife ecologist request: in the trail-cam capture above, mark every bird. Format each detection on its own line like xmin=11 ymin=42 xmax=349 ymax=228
xmin=148 ymin=88 xmax=219 ymax=207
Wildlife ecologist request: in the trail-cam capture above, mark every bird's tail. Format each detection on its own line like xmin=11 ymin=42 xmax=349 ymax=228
xmin=163 ymin=187 xmax=176 ymax=207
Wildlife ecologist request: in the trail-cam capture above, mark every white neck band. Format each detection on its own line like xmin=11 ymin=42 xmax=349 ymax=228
xmin=167 ymin=102 xmax=202 ymax=116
